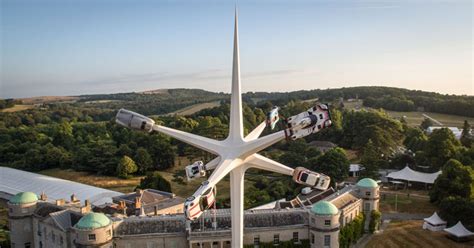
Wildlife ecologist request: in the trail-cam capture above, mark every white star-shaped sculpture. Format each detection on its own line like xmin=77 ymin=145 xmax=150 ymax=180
xmin=150 ymin=10 xmax=294 ymax=247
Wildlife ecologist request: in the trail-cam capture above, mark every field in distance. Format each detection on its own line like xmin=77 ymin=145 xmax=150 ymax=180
xmin=343 ymin=100 xmax=474 ymax=127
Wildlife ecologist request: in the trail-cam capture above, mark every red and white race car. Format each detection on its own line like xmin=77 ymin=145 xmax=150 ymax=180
xmin=184 ymin=181 xmax=217 ymax=220
xmin=292 ymin=167 xmax=331 ymax=190
xmin=284 ymin=104 xmax=332 ymax=140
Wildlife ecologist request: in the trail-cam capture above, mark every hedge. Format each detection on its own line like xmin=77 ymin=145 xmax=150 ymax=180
xmin=369 ymin=210 xmax=381 ymax=233
xmin=339 ymin=212 xmax=366 ymax=248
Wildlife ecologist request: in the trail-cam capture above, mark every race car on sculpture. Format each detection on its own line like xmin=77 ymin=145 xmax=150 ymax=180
xmin=116 ymin=108 xmax=155 ymax=133
xmin=184 ymin=181 xmax=217 ymax=220
xmin=266 ymin=106 xmax=280 ymax=130
xmin=185 ymin=161 xmax=206 ymax=181
xmin=284 ymin=104 xmax=332 ymax=140
xmin=293 ymin=167 xmax=331 ymax=190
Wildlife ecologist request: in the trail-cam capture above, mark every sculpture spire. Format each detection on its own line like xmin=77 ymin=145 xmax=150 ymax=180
xmin=227 ymin=7 xmax=244 ymax=142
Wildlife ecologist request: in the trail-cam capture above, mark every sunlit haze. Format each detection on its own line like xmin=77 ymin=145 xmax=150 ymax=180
xmin=1 ymin=0 xmax=472 ymax=98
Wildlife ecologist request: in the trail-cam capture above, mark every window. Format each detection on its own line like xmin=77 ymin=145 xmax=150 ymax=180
xmin=273 ymin=234 xmax=280 ymax=245
xmin=293 ymin=232 xmax=299 ymax=243
xmin=324 ymin=220 xmax=331 ymax=226
xmin=254 ymin=235 xmax=260 ymax=246
xmin=364 ymin=203 xmax=370 ymax=211
xmin=51 ymin=232 xmax=55 ymax=243
xmin=324 ymin=235 xmax=331 ymax=246
xmin=24 ymin=242 xmax=31 ymax=248
xmin=9 ymin=208 xmax=13 ymax=213
xmin=60 ymin=236 xmax=63 ymax=245
xmin=365 ymin=191 xmax=371 ymax=196
xmin=311 ymin=218 xmax=315 ymax=224
xmin=107 ymin=229 xmax=112 ymax=237
xmin=311 ymin=234 xmax=315 ymax=244
xmin=88 ymin=234 xmax=96 ymax=241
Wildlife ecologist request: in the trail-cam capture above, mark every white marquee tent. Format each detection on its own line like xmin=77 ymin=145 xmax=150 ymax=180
xmin=444 ymin=221 xmax=474 ymax=240
xmin=423 ymin=212 xmax=447 ymax=231
xmin=386 ymin=166 xmax=441 ymax=184
xmin=0 ymin=167 xmax=122 ymax=206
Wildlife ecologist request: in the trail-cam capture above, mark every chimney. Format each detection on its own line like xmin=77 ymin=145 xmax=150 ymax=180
xmin=80 ymin=199 xmax=92 ymax=214
xmin=55 ymin=199 xmax=65 ymax=206
xmin=134 ymin=197 xmax=142 ymax=216
xmin=154 ymin=206 xmax=158 ymax=216
xmin=40 ymin=191 xmax=47 ymax=201
xmin=70 ymin=194 xmax=79 ymax=203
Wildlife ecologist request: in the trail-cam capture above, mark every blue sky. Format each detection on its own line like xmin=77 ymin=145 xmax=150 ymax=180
xmin=1 ymin=0 xmax=472 ymax=98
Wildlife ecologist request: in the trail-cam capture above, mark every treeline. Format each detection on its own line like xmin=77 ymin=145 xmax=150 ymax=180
xmin=0 ymin=99 xmax=22 ymax=110
xmin=77 ymin=88 xmax=228 ymax=116
xmin=245 ymin=86 xmax=474 ymax=117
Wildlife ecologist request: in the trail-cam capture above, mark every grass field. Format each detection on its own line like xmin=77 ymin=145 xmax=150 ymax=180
xmin=1 ymin=104 xmax=35 ymax=112
xmin=342 ymin=100 xmax=473 ymax=128
xmin=159 ymin=101 xmax=221 ymax=117
xmin=366 ymin=220 xmax=474 ymax=248
xmin=385 ymin=110 xmax=474 ymax=128
xmin=39 ymin=168 xmax=142 ymax=193
xmin=379 ymin=191 xmax=437 ymax=214
xmin=39 ymin=156 xmax=254 ymax=201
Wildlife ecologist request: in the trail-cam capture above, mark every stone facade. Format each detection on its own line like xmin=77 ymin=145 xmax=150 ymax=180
xmin=7 ymin=179 xmax=380 ymax=248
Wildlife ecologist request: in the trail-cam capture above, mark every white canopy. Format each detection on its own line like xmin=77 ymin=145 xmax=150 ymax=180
xmin=0 ymin=167 xmax=122 ymax=206
xmin=386 ymin=166 xmax=441 ymax=184
xmin=424 ymin=212 xmax=447 ymax=225
xmin=444 ymin=221 xmax=474 ymax=238
xmin=350 ymin=164 xmax=363 ymax=172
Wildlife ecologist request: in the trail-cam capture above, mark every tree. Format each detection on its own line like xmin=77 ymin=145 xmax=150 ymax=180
xmin=425 ymin=128 xmax=461 ymax=170
xmin=420 ymin=117 xmax=433 ymax=130
xmin=359 ymin=140 xmax=381 ymax=179
xmin=134 ymin=147 xmax=153 ymax=174
xmin=137 ymin=171 xmax=172 ymax=192
xmin=403 ymin=127 xmax=427 ymax=152
xmin=439 ymin=197 xmax=474 ymax=230
xmin=429 ymin=159 xmax=474 ymax=204
xmin=116 ymin=156 xmax=138 ymax=179
xmin=117 ymin=144 xmax=133 ymax=157
xmin=460 ymin=120 xmax=472 ymax=148
xmin=309 ymin=147 xmax=349 ymax=184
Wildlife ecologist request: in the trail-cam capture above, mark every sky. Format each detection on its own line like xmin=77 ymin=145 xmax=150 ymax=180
xmin=1 ymin=0 xmax=472 ymax=98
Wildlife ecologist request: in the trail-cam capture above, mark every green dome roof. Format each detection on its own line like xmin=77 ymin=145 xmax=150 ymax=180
xmin=311 ymin=200 xmax=338 ymax=215
xmin=75 ymin=212 xmax=111 ymax=230
xmin=357 ymin=178 xmax=378 ymax=188
xmin=9 ymin=192 xmax=38 ymax=204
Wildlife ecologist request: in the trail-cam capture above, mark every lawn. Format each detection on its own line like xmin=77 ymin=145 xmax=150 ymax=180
xmin=158 ymin=101 xmax=221 ymax=117
xmin=366 ymin=220 xmax=474 ymax=248
xmin=379 ymin=191 xmax=437 ymax=214
xmin=39 ymin=168 xmax=142 ymax=193
xmin=1 ymin=104 xmax=35 ymax=112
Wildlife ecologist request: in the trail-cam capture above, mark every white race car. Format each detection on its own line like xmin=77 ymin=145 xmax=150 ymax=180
xmin=185 ymin=161 xmax=206 ymax=181
xmin=115 ymin=108 xmax=155 ymax=133
xmin=184 ymin=181 xmax=217 ymax=220
xmin=292 ymin=167 xmax=331 ymax=190
xmin=284 ymin=104 xmax=332 ymax=140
